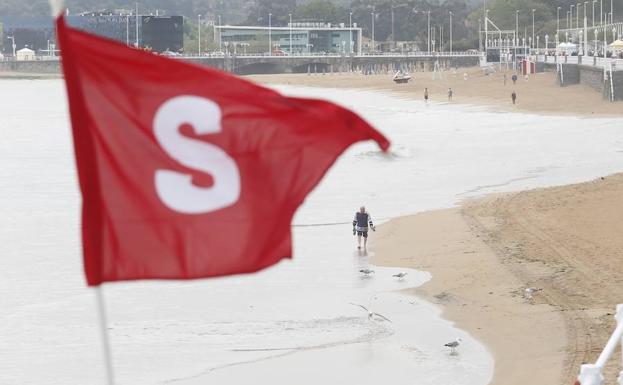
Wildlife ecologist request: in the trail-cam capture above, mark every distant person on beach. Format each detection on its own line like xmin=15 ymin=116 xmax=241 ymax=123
xmin=511 ymin=90 xmax=517 ymax=105
xmin=424 ymin=88 xmax=429 ymax=103
xmin=447 ymin=88 xmax=453 ymax=101
xmin=512 ymin=74 xmax=518 ymax=84
xmin=353 ymin=206 xmax=375 ymax=250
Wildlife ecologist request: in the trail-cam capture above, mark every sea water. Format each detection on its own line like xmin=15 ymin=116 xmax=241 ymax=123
xmin=2 ymin=78 xmax=623 ymax=385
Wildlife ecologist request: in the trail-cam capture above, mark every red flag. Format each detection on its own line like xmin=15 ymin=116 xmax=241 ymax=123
xmin=56 ymin=16 xmax=389 ymax=286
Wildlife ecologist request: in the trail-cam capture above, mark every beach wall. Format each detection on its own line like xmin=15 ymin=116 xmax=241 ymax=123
xmin=0 ymin=55 xmax=479 ymax=76
xmin=0 ymin=60 xmax=60 ymax=73
xmin=545 ymin=62 xmax=623 ymax=101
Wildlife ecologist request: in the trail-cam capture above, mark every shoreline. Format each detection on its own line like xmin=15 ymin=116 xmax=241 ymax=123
xmin=372 ymin=174 xmax=623 ymax=385
xmin=248 ymin=68 xmax=623 ymax=118
xmin=372 ymin=208 xmax=566 ymax=385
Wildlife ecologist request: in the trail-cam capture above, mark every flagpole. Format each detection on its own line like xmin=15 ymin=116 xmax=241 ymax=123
xmin=95 ymin=286 xmax=116 ymax=385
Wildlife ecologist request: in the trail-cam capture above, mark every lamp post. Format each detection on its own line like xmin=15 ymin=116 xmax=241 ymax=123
xmin=371 ymin=11 xmax=375 ymax=53
xmin=427 ymin=10 xmax=431 ymax=54
xmin=577 ymin=3 xmax=580 ymax=29
xmin=516 ymin=10 xmax=519 ymax=46
xmin=485 ymin=9 xmax=489 ymax=53
xmin=289 ymin=13 xmax=292 ymax=54
xmin=449 ymin=11 xmax=453 ymax=53
xmin=218 ymin=15 xmax=222 ymax=52
xmin=545 ymin=34 xmax=549 ymax=54
xmin=593 ymin=0 xmax=597 ymax=26
xmin=135 ymin=2 xmax=139 ymax=48
xmin=611 ymin=0 xmax=614 ymax=23
xmin=349 ymin=12 xmax=353 ymax=54
xmin=268 ymin=13 xmax=272 ymax=56
xmin=571 ymin=5 xmax=575 ymax=28
xmin=594 ymin=29 xmax=598 ymax=55
xmin=198 ymin=14 xmax=201 ymax=56
xmin=532 ymin=9 xmax=535 ymax=48
xmin=556 ymin=7 xmax=560 ymax=36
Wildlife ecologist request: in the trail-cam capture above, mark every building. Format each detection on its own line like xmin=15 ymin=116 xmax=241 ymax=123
xmin=1 ymin=13 xmax=183 ymax=56
xmin=1 ymin=16 xmax=54 ymax=55
xmin=216 ymin=22 xmax=362 ymax=55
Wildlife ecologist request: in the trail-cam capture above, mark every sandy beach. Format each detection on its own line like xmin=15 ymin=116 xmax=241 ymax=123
xmin=249 ymin=67 xmax=623 ymax=117
xmin=374 ymin=174 xmax=623 ymax=385
xmin=249 ymin=70 xmax=623 ymax=385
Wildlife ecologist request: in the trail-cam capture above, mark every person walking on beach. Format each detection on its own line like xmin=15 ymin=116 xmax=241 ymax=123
xmin=353 ymin=206 xmax=375 ymax=250
xmin=424 ymin=88 xmax=429 ymax=103
xmin=447 ymin=88 xmax=453 ymax=101
xmin=511 ymin=90 xmax=517 ymax=105
xmin=511 ymin=74 xmax=518 ymax=84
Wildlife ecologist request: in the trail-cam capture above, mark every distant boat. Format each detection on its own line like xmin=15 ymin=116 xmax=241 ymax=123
xmin=392 ymin=71 xmax=412 ymax=84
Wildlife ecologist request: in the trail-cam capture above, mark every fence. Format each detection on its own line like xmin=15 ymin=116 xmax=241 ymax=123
xmin=536 ymin=54 xmax=623 ymax=71
xmin=575 ymin=304 xmax=623 ymax=385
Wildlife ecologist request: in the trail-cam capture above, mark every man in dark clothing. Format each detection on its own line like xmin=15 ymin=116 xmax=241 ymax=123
xmin=353 ymin=206 xmax=375 ymax=250
xmin=511 ymin=90 xmax=517 ymax=105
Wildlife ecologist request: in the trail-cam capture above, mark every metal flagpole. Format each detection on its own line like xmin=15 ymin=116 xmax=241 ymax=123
xmin=95 ymin=287 xmax=116 ymax=385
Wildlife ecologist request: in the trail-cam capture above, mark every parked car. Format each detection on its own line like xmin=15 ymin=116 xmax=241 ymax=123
xmin=272 ymin=49 xmax=288 ymax=56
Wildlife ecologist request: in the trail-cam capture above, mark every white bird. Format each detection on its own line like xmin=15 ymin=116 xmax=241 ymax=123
xmin=444 ymin=337 xmax=462 ymax=353
xmin=393 ymin=272 xmax=408 ymax=279
xmin=359 ymin=269 xmax=375 ymax=276
xmin=523 ymin=287 xmax=542 ymax=300
xmin=350 ymin=303 xmax=392 ymax=322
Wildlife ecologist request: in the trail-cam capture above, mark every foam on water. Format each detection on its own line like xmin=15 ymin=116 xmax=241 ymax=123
xmin=2 ymin=79 xmax=623 ymax=385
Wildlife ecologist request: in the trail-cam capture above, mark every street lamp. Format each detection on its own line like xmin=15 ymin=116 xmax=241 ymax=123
xmin=268 ymin=13 xmax=272 ymax=56
xmin=593 ymin=0 xmax=597 ymax=26
xmin=557 ymin=7 xmax=561 ymax=37
xmin=289 ymin=13 xmax=292 ymax=54
xmin=198 ymin=14 xmax=201 ymax=56
xmin=371 ymin=11 xmax=375 ymax=53
xmin=349 ymin=12 xmax=353 ymax=54
xmin=218 ymin=15 xmax=222 ymax=52
xmin=577 ymin=3 xmax=581 ymax=29
xmin=449 ymin=11 xmax=453 ymax=53
xmin=532 ymin=9 xmax=535 ymax=48
xmin=571 ymin=5 xmax=575 ymax=28
xmin=516 ymin=10 xmax=519 ymax=46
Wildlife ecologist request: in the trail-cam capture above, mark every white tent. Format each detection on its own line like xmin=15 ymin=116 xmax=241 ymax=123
xmin=557 ymin=42 xmax=577 ymax=55
xmin=16 ymin=47 xmax=35 ymax=61
xmin=609 ymin=39 xmax=623 ymax=53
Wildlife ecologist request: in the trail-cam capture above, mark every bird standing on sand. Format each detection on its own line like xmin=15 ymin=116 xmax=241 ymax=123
xmin=444 ymin=337 xmax=462 ymax=353
xmin=359 ymin=269 xmax=375 ymax=276
xmin=350 ymin=303 xmax=392 ymax=322
xmin=393 ymin=272 xmax=408 ymax=280
xmin=523 ymin=287 xmax=542 ymax=300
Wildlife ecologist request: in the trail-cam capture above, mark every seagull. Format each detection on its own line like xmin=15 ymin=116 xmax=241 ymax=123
xmin=393 ymin=272 xmax=408 ymax=280
xmin=524 ymin=287 xmax=542 ymax=300
xmin=350 ymin=303 xmax=392 ymax=322
xmin=359 ymin=269 xmax=375 ymax=276
xmin=444 ymin=337 xmax=462 ymax=353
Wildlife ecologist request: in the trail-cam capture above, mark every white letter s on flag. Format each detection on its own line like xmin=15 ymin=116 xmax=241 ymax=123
xmin=153 ymin=96 xmax=241 ymax=214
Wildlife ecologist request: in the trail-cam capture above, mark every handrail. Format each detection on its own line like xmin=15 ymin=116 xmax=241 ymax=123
xmin=576 ymin=304 xmax=623 ymax=385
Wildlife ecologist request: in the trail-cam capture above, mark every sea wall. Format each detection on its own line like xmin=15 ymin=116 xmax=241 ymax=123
xmin=0 ymin=55 xmax=479 ymax=76
xmin=544 ymin=61 xmax=623 ymax=101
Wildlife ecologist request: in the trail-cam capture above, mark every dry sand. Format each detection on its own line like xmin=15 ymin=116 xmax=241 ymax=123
xmin=249 ymin=67 xmax=623 ymax=117
xmin=373 ymin=174 xmax=623 ymax=385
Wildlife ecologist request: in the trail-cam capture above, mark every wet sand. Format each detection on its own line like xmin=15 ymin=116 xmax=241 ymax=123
xmin=373 ymin=174 xmax=623 ymax=385
xmin=249 ymin=67 xmax=623 ymax=117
